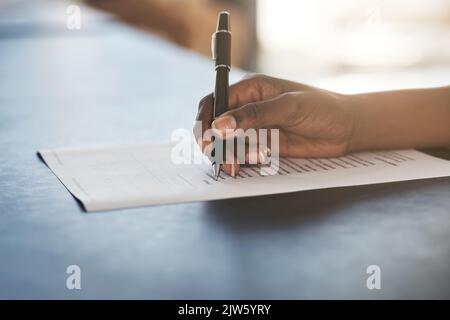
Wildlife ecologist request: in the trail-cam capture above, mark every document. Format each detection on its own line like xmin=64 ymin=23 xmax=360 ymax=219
xmin=38 ymin=143 xmax=450 ymax=211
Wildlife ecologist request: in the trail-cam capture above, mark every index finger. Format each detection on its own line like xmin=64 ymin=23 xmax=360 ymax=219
xmin=194 ymin=93 xmax=214 ymax=151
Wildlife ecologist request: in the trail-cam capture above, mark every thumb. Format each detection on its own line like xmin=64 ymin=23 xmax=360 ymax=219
xmin=212 ymin=92 xmax=296 ymax=133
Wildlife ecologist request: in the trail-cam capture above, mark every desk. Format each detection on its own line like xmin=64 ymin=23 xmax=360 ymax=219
xmin=0 ymin=3 xmax=449 ymax=299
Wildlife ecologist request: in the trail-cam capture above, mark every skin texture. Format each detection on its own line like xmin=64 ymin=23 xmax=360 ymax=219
xmin=195 ymin=74 xmax=450 ymax=176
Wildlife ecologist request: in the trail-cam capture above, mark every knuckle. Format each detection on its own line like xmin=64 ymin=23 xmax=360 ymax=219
xmin=242 ymin=73 xmax=258 ymax=80
xmin=255 ymin=74 xmax=278 ymax=94
xmin=242 ymin=73 xmax=269 ymax=84
xmin=256 ymin=73 xmax=270 ymax=82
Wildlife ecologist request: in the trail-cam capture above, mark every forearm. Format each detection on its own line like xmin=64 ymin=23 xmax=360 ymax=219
xmin=349 ymin=86 xmax=450 ymax=152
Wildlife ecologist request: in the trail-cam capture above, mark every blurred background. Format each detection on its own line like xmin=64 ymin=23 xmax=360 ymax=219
xmin=1 ymin=0 xmax=449 ymax=91
xmin=257 ymin=0 xmax=450 ymax=77
xmin=90 ymin=0 xmax=450 ymax=86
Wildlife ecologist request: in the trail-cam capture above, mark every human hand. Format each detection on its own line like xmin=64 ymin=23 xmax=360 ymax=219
xmin=194 ymin=74 xmax=356 ymax=176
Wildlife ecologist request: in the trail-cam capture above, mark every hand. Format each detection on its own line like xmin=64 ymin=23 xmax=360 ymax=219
xmin=194 ymin=74 xmax=356 ymax=176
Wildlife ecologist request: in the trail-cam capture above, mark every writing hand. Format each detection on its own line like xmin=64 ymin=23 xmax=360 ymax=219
xmin=194 ymin=74 xmax=356 ymax=176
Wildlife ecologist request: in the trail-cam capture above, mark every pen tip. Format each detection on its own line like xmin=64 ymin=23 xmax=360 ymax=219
xmin=212 ymin=163 xmax=221 ymax=180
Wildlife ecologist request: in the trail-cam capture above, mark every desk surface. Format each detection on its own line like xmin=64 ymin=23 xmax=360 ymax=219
xmin=0 ymin=4 xmax=449 ymax=299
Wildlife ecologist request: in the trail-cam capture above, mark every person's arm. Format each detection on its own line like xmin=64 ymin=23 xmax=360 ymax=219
xmin=195 ymin=74 xmax=450 ymax=176
xmin=85 ymin=0 xmax=252 ymax=67
xmin=349 ymin=87 xmax=450 ymax=152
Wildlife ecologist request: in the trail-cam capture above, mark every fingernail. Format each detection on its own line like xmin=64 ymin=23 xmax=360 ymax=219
xmin=212 ymin=115 xmax=236 ymax=130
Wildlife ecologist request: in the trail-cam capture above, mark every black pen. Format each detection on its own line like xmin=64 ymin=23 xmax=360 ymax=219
xmin=211 ymin=11 xmax=231 ymax=180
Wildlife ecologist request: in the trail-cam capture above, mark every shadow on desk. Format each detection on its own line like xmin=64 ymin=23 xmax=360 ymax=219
xmin=204 ymin=176 xmax=450 ymax=232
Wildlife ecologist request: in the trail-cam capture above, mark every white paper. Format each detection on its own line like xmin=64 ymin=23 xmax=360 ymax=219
xmin=38 ymin=143 xmax=450 ymax=211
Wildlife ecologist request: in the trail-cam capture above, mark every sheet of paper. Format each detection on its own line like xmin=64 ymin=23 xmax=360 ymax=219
xmin=38 ymin=143 xmax=450 ymax=211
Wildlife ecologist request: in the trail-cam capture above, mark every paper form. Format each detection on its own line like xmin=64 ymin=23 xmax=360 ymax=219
xmin=38 ymin=143 xmax=450 ymax=211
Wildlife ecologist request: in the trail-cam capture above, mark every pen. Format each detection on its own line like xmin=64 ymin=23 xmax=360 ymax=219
xmin=211 ymin=11 xmax=231 ymax=180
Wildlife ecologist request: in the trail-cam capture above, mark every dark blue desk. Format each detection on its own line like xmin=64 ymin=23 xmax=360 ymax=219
xmin=0 ymin=3 xmax=449 ymax=299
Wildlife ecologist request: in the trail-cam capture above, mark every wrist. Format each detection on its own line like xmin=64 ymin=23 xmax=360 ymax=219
xmin=346 ymin=93 xmax=371 ymax=153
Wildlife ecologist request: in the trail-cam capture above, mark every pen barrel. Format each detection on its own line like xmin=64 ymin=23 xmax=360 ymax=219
xmin=213 ymin=68 xmax=229 ymax=118
xmin=212 ymin=31 xmax=231 ymax=68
